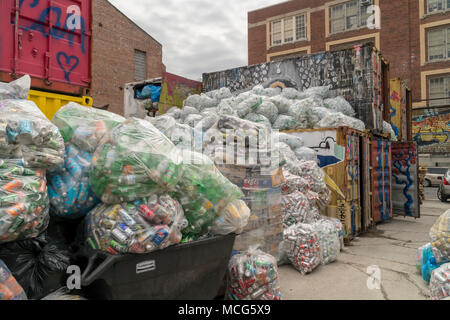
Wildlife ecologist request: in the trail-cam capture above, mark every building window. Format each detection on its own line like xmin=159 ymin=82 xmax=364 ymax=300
xmin=134 ymin=49 xmax=147 ymax=81
xmin=270 ymin=14 xmax=307 ymax=47
xmin=427 ymin=26 xmax=450 ymax=61
xmin=429 ymin=75 xmax=450 ymax=106
xmin=427 ymin=0 xmax=450 ymax=13
xmin=330 ymin=0 xmax=372 ymax=34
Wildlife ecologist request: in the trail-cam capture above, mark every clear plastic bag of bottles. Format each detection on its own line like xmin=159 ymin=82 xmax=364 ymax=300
xmin=430 ymin=263 xmax=450 ymax=300
xmin=269 ymin=96 xmax=293 ymax=114
xmin=245 ymin=113 xmax=272 ymax=129
xmin=211 ymin=200 xmax=251 ymax=236
xmin=324 ymin=96 xmax=356 ymax=117
xmin=294 ymin=147 xmax=318 ymax=163
xmin=312 ymin=218 xmax=341 ymax=265
xmin=0 ymin=159 xmax=50 ymax=244
xmin=226 ymin=248 xmax=281 ymax=300
xmin=165 ymin=107 xmax=182 ymax=120
xmin=171 ymin=150 xmax=244 ymax=241
xmin=272 ymin=115 xmax=298 ymax=130
xmin=85 ymin=195 xmax=188 ymax=255
xmin=316 ymin=112 xmax=366 ymax=132
xmin=430 ymin=209 xmax=450 ymax=265
xmin=0 ymin=75 xmax=30 ymax=101
xmin=0 ymin=99 xmax=65 ymax=169
xmin=255 ymin=100 xmax=278 ymax=124
xmin=47 ymin=144 xmax=100 ymax=219
xmin=417 ymin=243 xmax=440 ymax=283
xmin=0 ymin=259 xmax=27 ymax=300
xmin=52 ymin=102 xmax=126 ymax=153
xmin=325 ymin=217 xmax=345 ymax=252
xmin=90 ymin=118 xmax=184 ymax=203
xmin=282 ymin=223 xmax=322 ymax=275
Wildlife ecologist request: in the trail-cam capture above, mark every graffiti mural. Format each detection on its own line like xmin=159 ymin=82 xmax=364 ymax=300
xmin=391 ymin=142 xmax=420 ymax=218
xmin=371 ymin=138 xmax=392 ymax=223
xmin=203 ymin=44 xmax=385 ymax=132
xmin=0 ymin=0 xmax=90 ymax=87
xmin=412 ymin=108 xmax=450 ymax=154
xmin=159 ymin=72 xmax=202 ymax=113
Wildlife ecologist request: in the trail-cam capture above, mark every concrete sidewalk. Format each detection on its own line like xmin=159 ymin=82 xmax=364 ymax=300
xmin=279 ymin=200 xmax=449 ymax=300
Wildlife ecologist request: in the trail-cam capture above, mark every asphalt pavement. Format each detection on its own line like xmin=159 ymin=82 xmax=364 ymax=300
xmin=279 ymin=199 xmax=450 ymax=300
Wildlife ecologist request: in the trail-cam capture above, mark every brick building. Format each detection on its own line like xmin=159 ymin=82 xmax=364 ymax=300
xmin=248 ymin=0 xmax=450 ymax=109
xmin=91 ymin=0 xmax=165 ymax=115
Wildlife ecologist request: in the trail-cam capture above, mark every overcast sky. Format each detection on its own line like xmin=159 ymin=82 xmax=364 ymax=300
xmin=108 ymin=0 xmax=284 ymax=81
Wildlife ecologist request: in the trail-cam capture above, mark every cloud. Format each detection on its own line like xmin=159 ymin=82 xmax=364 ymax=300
xmin=107 ymin=0 xmax=283 ymax=81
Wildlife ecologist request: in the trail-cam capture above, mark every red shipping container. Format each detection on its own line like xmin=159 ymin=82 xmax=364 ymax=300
xmin=0 ymin=0 xmax=91 ymax=95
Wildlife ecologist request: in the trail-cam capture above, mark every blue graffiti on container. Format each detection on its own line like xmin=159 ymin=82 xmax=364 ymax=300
xmin=392 ymin=151 xmax=414 ymax=217
xmin=56 ymin=52 xmax=80 ymax=83
xmin=390 ymin=101 xmax=400 ymax=137
xmin=26 ymin=7 xmax=88 ymax=54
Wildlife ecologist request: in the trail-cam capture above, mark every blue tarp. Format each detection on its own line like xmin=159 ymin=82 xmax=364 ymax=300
xmin=136 ymin=85 xmax=161 ymax=102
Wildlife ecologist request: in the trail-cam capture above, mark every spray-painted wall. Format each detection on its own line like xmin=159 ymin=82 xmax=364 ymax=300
xmin=412 ymin=108 xmax=450 ymax=154
xmin=390 ymin=78 xmax=410 ymax=142
xmin=203 ymin=45 xmax=386 ymax=133
xmin=371 ymin=138 xmax=392 ymax=223
xmin=391 ymin=142 xmax=420 ymax=219
xmin=289 ymin=128 xmax=362 ymax=239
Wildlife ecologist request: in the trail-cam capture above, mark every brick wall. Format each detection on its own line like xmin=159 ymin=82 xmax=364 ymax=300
xmin=91 ymin=0 xmax=164 ymax=115
xmin=248 ymin=0 xmax=450 ymax=105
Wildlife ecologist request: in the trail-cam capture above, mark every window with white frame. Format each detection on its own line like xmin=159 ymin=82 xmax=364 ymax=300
xmin=429 ymin=75 xmax=450 ymax=106
xmin=330 ymin=0 xmax=373 ymax=34
xmin=270 ymin=14 xmax=307 ymax=47
xmin=427 ymin=0 xmax=450 ymax=13
xmin=427 ymin=26 xmax=450 ymax=61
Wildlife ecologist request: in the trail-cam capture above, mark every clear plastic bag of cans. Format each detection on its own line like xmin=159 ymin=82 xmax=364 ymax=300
xmin=0 ymin=259 xmax=27 ymax=300
xmin=282 ymin=191 xmax=319 ymax=228
xmin=0 ymin=159 xmax=50 ymax=244
xmin=325 ymin=217 xmax=345 ymax=252
xmin=171 ymin=150 xmax=244 ymax=241
xmin=0 ymin=99 xmax=65 ymax=169
xmin=429 ymin=209 xmax=450 ymax=265
xmin=287 ymin=161 xmax=328 ymax=195
xmin=90 ymin=118 xmax=184 ymax=203
xmin=0 ymin=75 xmax=30 ymax=100
xmin=281 ymin=169 xmax=310 ymax=195
xmin=430 ymin=263 xmax=450 ymax=300
xmin=282 ymin=223 xmax=322 ymax=275
xmin=312 ymin=219 xmax=341 ymax=265
xmin=52 ymin=102 xmax=126 ymax=153
xmin=226 ymin=248 xmax=281 ymax=300
xmin=211 ymin=200 xmax=251 ymax=236
xmin=47 ymin=144 xmax=100 ymax=219
xmin=85 ymin=194 xmax=188 ymax=255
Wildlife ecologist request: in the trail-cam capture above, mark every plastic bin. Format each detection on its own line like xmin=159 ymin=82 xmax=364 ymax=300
xmin=78 ymin=234 xmax=236 ymax=300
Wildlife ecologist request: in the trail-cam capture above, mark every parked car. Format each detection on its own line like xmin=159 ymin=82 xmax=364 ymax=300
xmin=424 ymin=167 xmax=448 ymax=187
xmin=437 ymin=169 xmax=450 ymax=203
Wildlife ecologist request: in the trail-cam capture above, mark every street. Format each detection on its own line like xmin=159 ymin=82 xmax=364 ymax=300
xmin=279 ymin=195 xmax=450 ymax=300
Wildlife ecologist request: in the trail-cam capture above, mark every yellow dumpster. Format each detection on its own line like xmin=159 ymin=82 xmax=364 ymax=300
xmin=28 ymin=90 xmax=93 ymax=120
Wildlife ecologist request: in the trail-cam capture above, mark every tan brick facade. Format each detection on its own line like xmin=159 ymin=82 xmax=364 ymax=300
xmin=91 ymin=0 xmax=164 ymax=115
xmin=248 ymin=0 xmax=450 ymax=108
